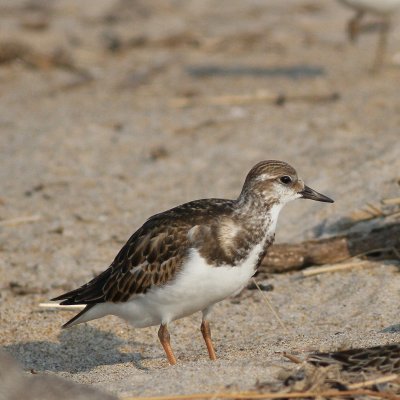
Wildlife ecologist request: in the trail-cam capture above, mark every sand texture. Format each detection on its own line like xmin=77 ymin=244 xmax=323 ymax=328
xmin=0 ymin=0 xmax=400 ymax=398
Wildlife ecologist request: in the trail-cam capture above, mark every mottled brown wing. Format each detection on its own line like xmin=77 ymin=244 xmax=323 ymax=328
xmin=53 ymin=221 xmax=191 ymax=304
xmin=103 ymin=223 xmax=190 ymax=302
xmin=52 ymin=198 xmax=236 ymax=306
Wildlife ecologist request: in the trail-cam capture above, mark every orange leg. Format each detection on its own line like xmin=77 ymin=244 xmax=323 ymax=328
xmin=201 ymin=320 xmax=217 ymax=361
xmin=158 ymin=324 xmax=177 ymax=365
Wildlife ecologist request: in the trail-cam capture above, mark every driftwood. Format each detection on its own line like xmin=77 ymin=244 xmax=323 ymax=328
xmin=259 ymin=223 xmax=400 ymax=274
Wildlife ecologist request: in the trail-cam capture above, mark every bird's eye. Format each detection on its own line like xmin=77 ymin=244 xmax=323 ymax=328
xmin=280 ymin=176 xmax=292 ymax=185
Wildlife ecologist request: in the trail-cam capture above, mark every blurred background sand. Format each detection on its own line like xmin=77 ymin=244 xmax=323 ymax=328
xmin=0 ymin=0 xmax=399 ymax=397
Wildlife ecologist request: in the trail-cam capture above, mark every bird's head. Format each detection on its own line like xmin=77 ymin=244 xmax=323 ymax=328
xmin=239 ymin=160 xmax=334 ymax=206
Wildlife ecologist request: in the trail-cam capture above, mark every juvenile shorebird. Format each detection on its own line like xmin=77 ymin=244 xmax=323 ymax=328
xmin=52 ymin=160 xmax=333 ymax=365
xmin=338 ymin=0 xmax=400 ymax=71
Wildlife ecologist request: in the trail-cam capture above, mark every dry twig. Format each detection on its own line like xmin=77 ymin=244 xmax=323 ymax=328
xmin=300 ymin=260 xmax=370 ymax=277
xmin=347 ymin=374 xmax=399 ymax=389
xmin=382 ymin=197 xmax=400 ymax=206
xmin=282 ymin=352 xmax=303 ymax=364
xmin=300 ymin=245 xmax=400 ymax=277
xmin=122 ymin=388 xmax=399 ymax=400
xmin=252 ymin=278 xmax=289 ymax=334
xmin=170 ymin=91 xmax=339 ymax=108
xmin=39 ymin=302 xmax=85 ymax=311
xmin=0 ymin=215 xmax=41 ymax=226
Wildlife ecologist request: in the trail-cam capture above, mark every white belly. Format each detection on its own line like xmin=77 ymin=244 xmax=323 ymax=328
xmin=107 ymin=243 xmax=265 ymax=328
xmin=70 ymin=205 xmax=282 ymax=329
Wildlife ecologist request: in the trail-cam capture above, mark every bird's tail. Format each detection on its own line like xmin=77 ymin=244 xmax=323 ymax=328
xmin=61 ymin=304 xmax=96 ymax=329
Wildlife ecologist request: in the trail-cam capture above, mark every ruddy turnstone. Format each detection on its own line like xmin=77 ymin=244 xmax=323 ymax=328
xmin=338 ymin=0 xmax=400 ymax=71
xmin=52 ymin=160 xmax=333 ymax=365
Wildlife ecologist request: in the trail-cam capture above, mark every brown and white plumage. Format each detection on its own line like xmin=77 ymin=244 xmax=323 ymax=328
xmin=52 ymin=160 xmax=333 ymax=365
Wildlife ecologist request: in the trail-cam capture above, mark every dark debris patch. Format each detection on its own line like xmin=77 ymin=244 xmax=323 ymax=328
xmin=186 ymin=65 xmax=326 ymax=79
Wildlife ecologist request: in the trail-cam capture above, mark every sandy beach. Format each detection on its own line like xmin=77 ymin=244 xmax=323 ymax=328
xmin=1 ymin=0 xmax=400 ymax=397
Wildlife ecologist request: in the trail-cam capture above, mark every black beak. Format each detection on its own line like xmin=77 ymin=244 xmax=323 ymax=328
xmin=299 ymin=185 xmax=334 ymax=203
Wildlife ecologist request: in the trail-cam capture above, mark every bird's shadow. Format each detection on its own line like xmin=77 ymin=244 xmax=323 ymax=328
xmin=3 ymin=325 xmax=149 ymax=373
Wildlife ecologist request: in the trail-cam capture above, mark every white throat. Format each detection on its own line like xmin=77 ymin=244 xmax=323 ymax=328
xmin=264 ymin=202 xmax=284 ymax=236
